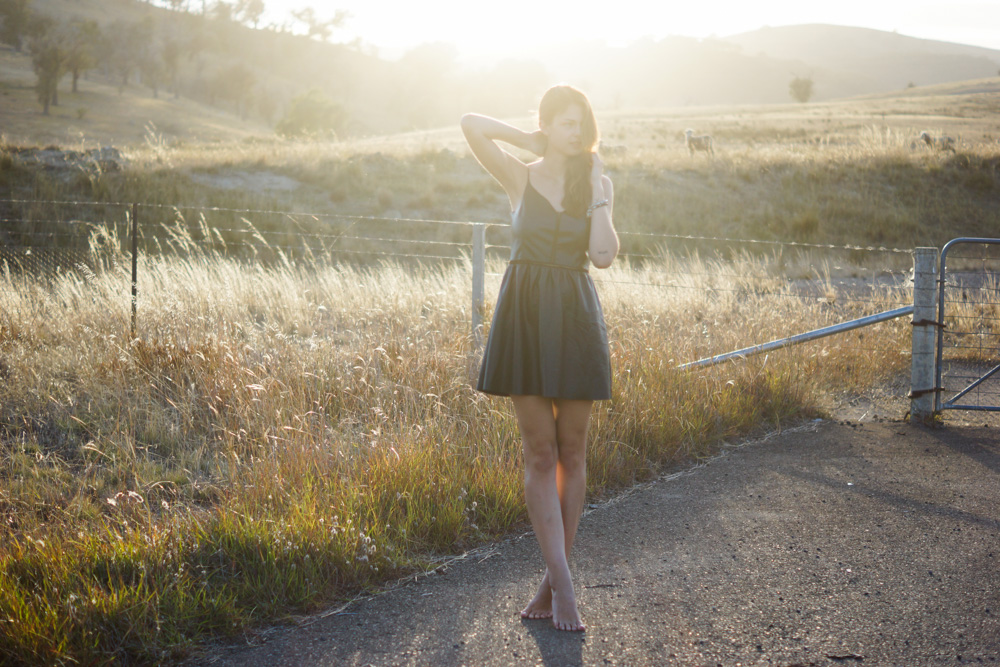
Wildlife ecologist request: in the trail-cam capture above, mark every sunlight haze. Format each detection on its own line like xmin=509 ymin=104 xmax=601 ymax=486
xmin=263 ymin=0 xmax=1000 ymax=60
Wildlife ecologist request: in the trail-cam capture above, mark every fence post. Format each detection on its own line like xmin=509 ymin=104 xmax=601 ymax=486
xmin=910 ymin=247 xmax=938 ymax=423
xmin=471 ymin=223 xmax=485 ymax=357
xmin=131 ymin=203 xmax=138 ymax=340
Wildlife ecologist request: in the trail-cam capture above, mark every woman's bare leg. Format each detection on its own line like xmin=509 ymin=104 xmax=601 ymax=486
xmin=512 ymin=395 xmax=592 ymax=631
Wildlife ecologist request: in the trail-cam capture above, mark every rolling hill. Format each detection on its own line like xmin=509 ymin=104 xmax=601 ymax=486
xmin=2 ymin=0 xmax=1000 ymax=146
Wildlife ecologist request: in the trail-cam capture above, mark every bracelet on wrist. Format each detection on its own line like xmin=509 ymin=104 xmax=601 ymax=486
xmin=587 ymin=199 xmax=609 ymax=217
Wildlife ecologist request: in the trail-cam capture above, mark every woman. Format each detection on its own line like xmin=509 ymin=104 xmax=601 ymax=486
xmin=461 ymin=84 xmax=619 ymax=632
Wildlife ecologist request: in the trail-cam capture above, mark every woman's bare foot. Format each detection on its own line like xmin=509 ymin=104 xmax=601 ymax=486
xmin=520 ymin=570 xmax=553 ymax=619
xmin=551 ymin=587 xmax=585 ymax=632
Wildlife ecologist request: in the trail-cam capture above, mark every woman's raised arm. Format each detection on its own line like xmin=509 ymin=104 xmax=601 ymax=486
xmin=461 ymin=113 xmax=545 ymax=206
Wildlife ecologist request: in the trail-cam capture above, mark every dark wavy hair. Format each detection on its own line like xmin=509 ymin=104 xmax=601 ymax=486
xmin=538 ymin=85 xmax=599 ymax=219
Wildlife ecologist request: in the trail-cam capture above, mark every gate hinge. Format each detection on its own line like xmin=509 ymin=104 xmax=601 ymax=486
xmin=911 ymin=319 xmax=946 ymax=328
xmin=907 ymin=387 xmax=943 ymax=399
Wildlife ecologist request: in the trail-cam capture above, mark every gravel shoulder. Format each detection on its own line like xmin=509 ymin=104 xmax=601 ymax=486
xmin=197 ymin=412 xmax=1000 ymax=667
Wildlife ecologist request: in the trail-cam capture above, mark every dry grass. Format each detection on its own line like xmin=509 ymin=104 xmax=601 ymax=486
xmin=0 ymin=226 xmax=915 ymax=664
xmin=1 ymin=91 xmax=998 ymax=664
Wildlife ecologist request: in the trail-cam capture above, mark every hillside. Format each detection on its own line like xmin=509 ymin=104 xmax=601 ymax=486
xmin=5 ymin=0 xmax=1000 ymax=143
xmin=0 ymin=45 xmax=271 ymax=146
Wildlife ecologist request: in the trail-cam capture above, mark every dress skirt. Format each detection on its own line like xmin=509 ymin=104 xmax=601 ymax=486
xmin=476 ymin=261 xmax=612 ymax=400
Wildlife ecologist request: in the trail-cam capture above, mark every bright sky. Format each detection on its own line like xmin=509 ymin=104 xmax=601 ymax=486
xmin=262 ymin=1 xmax=1000 ymax=60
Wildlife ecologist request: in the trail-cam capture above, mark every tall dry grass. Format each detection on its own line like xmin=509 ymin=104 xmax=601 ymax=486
xmin=0 ymin=224 xmax=914 ymax=664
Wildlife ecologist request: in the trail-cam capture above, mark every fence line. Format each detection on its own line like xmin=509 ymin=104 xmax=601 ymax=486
xmin=615 ymin=230 xmax=914 ymax=255
xmin=0 ymin=198 xmax=482 ymax=229
xmin=2 ymin=199 xmax=919 ymax=367
xmin=0 ymin=197 xmax=917 ymax=256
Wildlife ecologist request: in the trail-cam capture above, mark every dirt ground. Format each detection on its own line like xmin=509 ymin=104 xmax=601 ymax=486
xmin=193 ymin=393 xmax=1000 ymax=667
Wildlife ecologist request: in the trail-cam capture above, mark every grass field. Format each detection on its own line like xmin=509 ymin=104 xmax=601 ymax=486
xmin=1 ymin=84 xmax=999 ymax=664
xmin=5 ymin=82 xmax=999 ymax=266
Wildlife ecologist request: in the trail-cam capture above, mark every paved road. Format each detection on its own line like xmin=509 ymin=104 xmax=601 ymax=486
xmin=202 ymin=419 xmax=1000 ymax=666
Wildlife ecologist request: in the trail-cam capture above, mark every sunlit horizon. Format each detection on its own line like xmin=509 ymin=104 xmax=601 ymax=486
xmin=262 ymin=1 xmax=1000 ymax=62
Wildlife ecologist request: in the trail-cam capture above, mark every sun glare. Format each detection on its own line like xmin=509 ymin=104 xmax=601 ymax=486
xmin=264 ymin=0 xmax=1000 ymax=59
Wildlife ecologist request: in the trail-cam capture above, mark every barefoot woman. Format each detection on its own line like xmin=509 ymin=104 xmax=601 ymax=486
xmin=461 ymin=85 xmax=619 ymax=632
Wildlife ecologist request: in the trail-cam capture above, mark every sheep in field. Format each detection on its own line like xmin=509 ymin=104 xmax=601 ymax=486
xmin=919 ymin=131 xmax=956 ymax=152
xmin=684 ymin=129 xmax=714 ymax=156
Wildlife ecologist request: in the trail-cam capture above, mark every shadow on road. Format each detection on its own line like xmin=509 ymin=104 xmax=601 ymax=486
xmin=521 ymin=617 xmax=585 ymax=667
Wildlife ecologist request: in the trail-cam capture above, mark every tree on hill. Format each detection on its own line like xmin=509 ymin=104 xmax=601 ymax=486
xmin=210 ymin=61 xmax=256 ymax=117
xmin=275 ymin=87 xmax=348 ymax=137
xmin=139 ymin=40 xmax=165 ymax=98
xmin=162 ymin=35 xmax=181 ymax=97
xmin=0 ymin=0 xmax=32 ymax=52
xmin=234 ymin=0 xmax=264 ymax=28
xmin=28 ymin=19 xmax=66 ymax=114
xmin=290 ymin=7 xmax=347 ymax=43
xmin=210 ymin=0 xmax=233 ymax=22
xmin=99 ymin=19 xmax=152 ymax=92
xmin=180 ymin=14 xmax=209 ymax=76
xmin=789 ymin=75 xmax=814 ymax=103
xmin=64 ymin=18 xmax=100 ymax=93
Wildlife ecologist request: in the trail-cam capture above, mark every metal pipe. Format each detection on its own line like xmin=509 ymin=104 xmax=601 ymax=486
xmin=678 ymin=305 xmax=914 ymax=370
xmin=130 ymin=202 xmax=138 ymax=340
xmin=471 ymin=223 xmax=485 ymax=354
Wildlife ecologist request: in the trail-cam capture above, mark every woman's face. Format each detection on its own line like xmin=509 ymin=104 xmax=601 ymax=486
xmin=541 ymin=103 xmax=586 ymax=156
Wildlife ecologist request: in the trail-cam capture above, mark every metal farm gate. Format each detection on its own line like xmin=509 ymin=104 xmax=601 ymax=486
xmin=935 ymin=238 xmax=1000 ymax=412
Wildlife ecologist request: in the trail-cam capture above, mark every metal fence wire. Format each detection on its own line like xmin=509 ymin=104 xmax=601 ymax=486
xmin=936 ymin=239 xmax=1000 ymax=412
xmin=1 ymin=198 xmax=917 ymax=362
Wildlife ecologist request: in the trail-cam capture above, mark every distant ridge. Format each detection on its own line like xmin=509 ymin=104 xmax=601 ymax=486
xmin=721 ymin=24 xmax=1000 ymax=98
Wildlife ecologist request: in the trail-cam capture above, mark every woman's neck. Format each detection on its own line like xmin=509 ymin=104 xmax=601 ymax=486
xmin=537 ymin=151 xmax=568 ymax=183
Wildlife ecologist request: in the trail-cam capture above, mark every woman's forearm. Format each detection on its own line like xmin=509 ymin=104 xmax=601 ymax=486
xmin=589 ymin=175 xmax=618 ymax=268
xmin=461 ymin=114 xmax=536 ymax=153
xmin=589 ymin=213 xmax=619 ymax=268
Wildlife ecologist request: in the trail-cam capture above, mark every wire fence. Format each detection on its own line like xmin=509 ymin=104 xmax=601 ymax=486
xmin=1 ymin=198 xmax=918 ymax=362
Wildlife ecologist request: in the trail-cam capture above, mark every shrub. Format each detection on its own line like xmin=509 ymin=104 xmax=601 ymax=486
xmin=275 ymin=88 xmax=348 ymax=139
